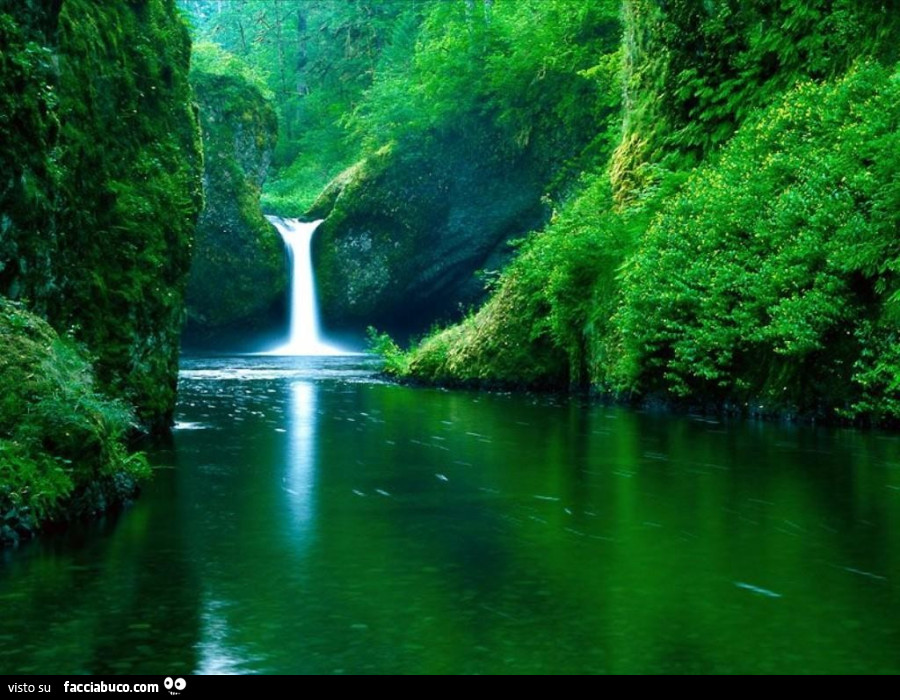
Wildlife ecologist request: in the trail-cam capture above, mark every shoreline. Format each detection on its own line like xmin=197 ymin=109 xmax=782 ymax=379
xmin=385 ymin=371 xmax=900 ymax=433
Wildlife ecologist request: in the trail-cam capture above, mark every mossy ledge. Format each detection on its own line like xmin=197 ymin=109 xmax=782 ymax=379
xmin=0 ymin=300 xmax=149 ymax=547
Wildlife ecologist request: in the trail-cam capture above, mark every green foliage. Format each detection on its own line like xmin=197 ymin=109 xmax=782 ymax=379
xmin=849 ymin=321 xmax=900 ymax=423
xmin=367 ymin=327 xmax=409 ymax=377
xmin=262 ymin=153 xmax=355 ymax=218
xmin=616 ymin=63 xmax=900 ymax=418
xmin=190 ymin=41 xmax=272 ymax=97
xmin=397 ymin=4 xmax=900 ymax=425
xmin=353 ymin=0 xmax=621 ymax=178
xmin=613 ymin=0 xmax=900 ymax=201
xmin=0 ymin=6 xmax=60 ymax=296
xmin=0 ymin=300 xmax=149 ymax=546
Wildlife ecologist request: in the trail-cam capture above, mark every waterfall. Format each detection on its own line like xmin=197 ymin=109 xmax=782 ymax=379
xmin=265 ymin=216 xmax=347 ymax=356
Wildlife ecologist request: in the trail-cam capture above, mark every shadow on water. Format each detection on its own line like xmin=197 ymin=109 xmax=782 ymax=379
xmin=0 ymin=436 xmax=202 ymax=675
xmin=2 ymin=355 xmax=900 ymax=674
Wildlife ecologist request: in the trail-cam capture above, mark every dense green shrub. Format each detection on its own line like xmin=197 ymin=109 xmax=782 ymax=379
xmin=0 ymin=300 xmax=149 ymax=546
xmin=615 ymin=63 xmax=900 ymax=420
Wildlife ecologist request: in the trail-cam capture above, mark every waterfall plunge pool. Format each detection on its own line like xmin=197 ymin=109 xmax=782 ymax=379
xmin=1 ymin=354 xmax=899 ymax=674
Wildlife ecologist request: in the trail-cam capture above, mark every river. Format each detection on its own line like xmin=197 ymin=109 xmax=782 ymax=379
xmin=1 ymin=355 xmax=899 ymax=674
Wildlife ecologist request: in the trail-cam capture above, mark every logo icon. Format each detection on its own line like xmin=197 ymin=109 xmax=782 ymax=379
xmin=164 ymin=678 xmax=187 ymax=696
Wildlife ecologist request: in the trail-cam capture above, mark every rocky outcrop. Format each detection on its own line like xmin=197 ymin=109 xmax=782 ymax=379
xmin=185 ymin=64 xmax=282 ymax=343
xmin=310 ymin=144 xmax=547 ymax=336
xmin=0 ymin=0 xmax=204 ymax=430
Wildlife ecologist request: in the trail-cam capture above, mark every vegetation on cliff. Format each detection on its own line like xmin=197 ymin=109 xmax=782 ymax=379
xmin=1 ymin=0 xmax=202 ymax=542
xmin=0 ymin=300 xmax=149 ymax=546
xmin=186 ymin=43 xmax=283 ymax=339
xmin=0 ymin=0 xmax=203 ymax=430
xmin=373 ymin=2 xmax=900 ymax=425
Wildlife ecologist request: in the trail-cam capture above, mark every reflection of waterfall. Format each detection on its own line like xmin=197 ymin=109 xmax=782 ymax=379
xmin=265 ymin=216 xmax=347 ymax=356
xmin=284 ymin=381 xmax=317 ymax=529
xmin=197 ymin=598 xmax=257 ymax=674
xmin=197 ymin=379 xmax=320 ymax=674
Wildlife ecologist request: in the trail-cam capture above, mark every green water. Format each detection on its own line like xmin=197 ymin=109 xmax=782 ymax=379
xmin=1 ymin=356 xmax=899 ymax=675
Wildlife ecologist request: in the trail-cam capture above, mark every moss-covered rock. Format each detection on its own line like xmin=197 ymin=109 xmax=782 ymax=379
xmin=186 ymin=47 xmax=283 ymax=340
xmin=312 ymin=142 xmax=547 ymax=336
xmin=0 ymin=0 xmax=203 ymax=430
xmin=402 ymin=267 xmax=570 ymax=390
xmin=0 ymin=299 xmax=148 ymax=547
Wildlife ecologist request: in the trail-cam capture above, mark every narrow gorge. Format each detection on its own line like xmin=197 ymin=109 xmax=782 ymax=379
xmin=2 ymin=0 xmax=899 ymax=677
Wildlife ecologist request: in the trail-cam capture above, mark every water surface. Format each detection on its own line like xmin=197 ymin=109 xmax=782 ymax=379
xmin=1 ymin=356 xmax=899 ymax=674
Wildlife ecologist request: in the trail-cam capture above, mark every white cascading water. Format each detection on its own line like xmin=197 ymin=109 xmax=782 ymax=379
xmin=265 ymin=216 xmax=347 ymax=356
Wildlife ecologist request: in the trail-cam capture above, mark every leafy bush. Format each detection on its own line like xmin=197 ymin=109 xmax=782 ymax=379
xmin=615 ymin=62 xmax=900 ymax=418
xmin=367 ymin=327 xmax=409 ymax=377
xmin=0 ymin=300 xmax=148 ymax=545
